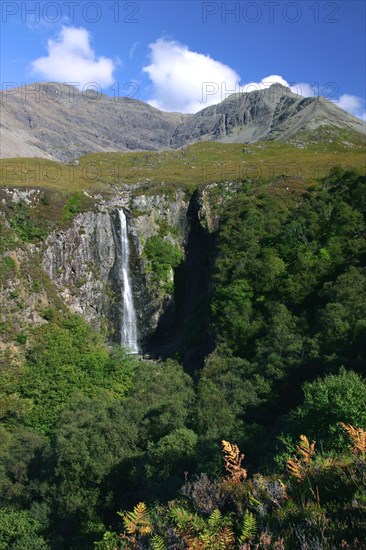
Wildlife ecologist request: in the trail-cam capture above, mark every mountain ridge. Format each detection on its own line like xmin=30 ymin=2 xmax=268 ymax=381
xmin=1 ymin=82 xmax=364 ymax=162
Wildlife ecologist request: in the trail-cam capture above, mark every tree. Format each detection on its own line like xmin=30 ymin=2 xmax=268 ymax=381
xmin=285 ymin=368 xmax=366 ymax=452
xmin=51 ymin=393 xmax=140 ymax=546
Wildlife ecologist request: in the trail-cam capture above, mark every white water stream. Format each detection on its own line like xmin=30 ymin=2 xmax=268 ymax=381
xmin=118 ymin=209 xmax=139 ymax=354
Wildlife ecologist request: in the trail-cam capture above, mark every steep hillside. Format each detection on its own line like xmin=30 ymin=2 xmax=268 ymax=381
xmin=1 ymin=82 xmax=364 ymax=162
xmin=0 ymin=83 xmax=186 ymax=162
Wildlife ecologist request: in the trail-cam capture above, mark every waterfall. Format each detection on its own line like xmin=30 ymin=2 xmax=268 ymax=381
xmin=118 ymin=209 xmax=139 ymax=354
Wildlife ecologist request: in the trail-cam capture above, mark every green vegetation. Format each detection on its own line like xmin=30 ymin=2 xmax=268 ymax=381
xmin=0 ymin=255 xmax=16 ymax=285
xmin=97 ymin=430 xmax=366 ymax=549
xmin=19 ymin=315 xmax=139 ymax=435
xmin=1 ymin=137 xmax=365 ymax=194
xmin=282 ymin=368 xmax=366 ymax=453
xmin=0 ymin=188 xmax=94 ymax=259
xmin=0 ymin=508 xmax=49 ymax=549
xmin=144 ymin=235 xmax=183 ymax=293
xmin=7 ymin=200 xmax=48 ymax=243
xmin=0 ymin=167 xmax=365 ymax=548
xmin=62 ymin=191 xmax=88 ymax=221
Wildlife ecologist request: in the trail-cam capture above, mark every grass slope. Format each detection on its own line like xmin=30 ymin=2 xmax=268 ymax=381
xmin=1 ymin=133 xmax=365 ymax=194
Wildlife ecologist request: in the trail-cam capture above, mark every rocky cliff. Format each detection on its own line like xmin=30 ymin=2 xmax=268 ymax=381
xmin=40 ymin=189 xmax=190 ymax=347
xmin=1 ymin=181 xmax=240 ymax=366
xmin=42 ymin=210 xmax=116 ymax=332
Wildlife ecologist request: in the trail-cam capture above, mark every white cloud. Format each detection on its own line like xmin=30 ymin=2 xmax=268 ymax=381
xmin=141 ymin=40 xmax=319 ymax=114
xmin=336 ymin=94 xmax=366 ymax=121
xmin=239 ymin=76 xmax=314 ymax=98
xmin=289 ymin=82 xmax=315 ymax=97
xmin=240 ymin=74 xmax=289 ymax=93
xmin=143 ymin=39 xmax=240 ymax=113
xmin=31 ymin=26 xmax=116 ymax=88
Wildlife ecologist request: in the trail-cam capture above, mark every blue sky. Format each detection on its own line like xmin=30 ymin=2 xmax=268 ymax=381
xmin=1 ymin=0 xmax=365 ymax=117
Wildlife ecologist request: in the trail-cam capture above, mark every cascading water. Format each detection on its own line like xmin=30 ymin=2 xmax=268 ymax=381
xmin=118 ymin=209 xmax=139 ymax=354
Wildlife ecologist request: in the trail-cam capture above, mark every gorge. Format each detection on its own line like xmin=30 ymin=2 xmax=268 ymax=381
xmin=1 ymin=165 xmax=366 ymax=549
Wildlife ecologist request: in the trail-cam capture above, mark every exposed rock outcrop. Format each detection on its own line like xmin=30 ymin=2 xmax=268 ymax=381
xmin=41 ymin=189 xmax=189 ymax=346
xmin=170 ymin=84 xmax=366 ymax=147
xmin=42 ymin=210 xmax=116 ymax=331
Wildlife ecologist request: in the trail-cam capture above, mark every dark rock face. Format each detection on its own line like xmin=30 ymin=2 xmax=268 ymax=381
xmin=1 ymin=83 xmax=364 ymax=162
xmin=146 ymin=190 xmax=217 ymax=370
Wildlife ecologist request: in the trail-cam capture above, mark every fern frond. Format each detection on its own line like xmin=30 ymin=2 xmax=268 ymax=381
xmin=170 ymin=506 xmax=193 ymax=530
xmin=183 ymin=534 xmax=206 ymax=549
xmin=150 ymin=534 xmax=166 ymax=550
xmin=221 ymin=440 xmax=247 ymax=483
xmin=191 ymin=527 xmax=235 ymax=550
xmin=339 ymin=422 xmax=366 ymax=459
xmin=287 ymin=457 xmax=304 ymax=481
xmin=198 ymin=532 xmax=211 ymax=546
xmin=191 ymin=514 xmax=206 ymax=533
xmin=216 ymin=526 xmax=235 ymax=549
xmin=248 ymin=491 xmax=261 ymax=507
xmin=123 ymin=502 xmax=152 ymax=536
xmin=207 ymin=509 xmax=222 ymax=532
xmin=287 ymin=434 xmax=316 ymax=482
xmin=297 ymin=435 xmax=316 ymax=464
xmin=239 ymin=510 xmax=257 ymax=543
